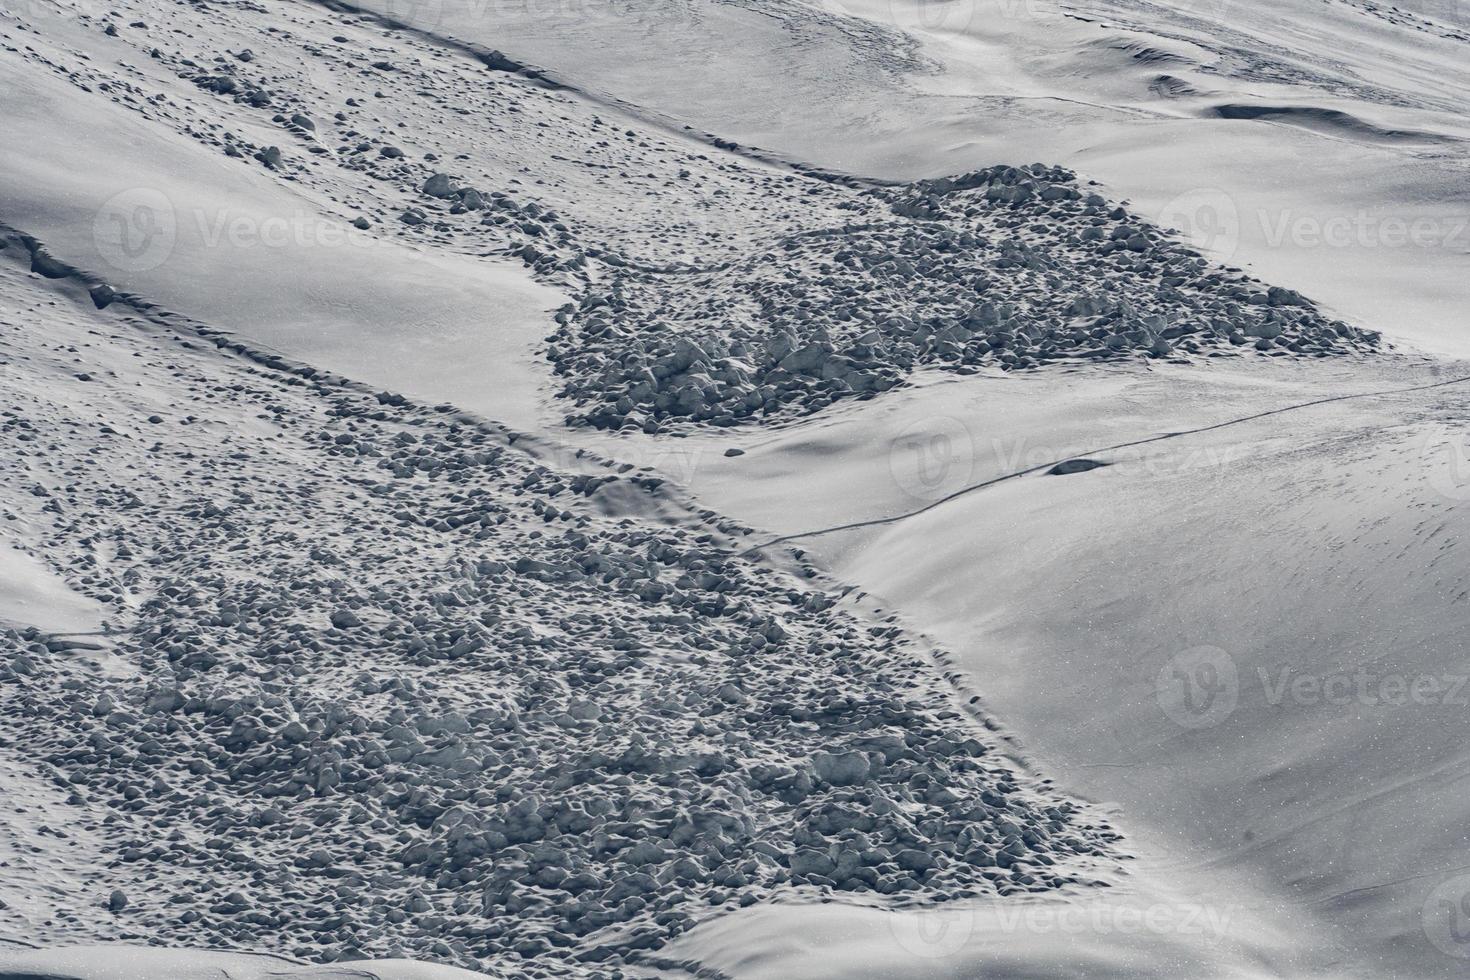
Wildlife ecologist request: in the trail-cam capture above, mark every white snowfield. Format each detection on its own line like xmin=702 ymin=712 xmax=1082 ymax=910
xmin=2 ymin=0 xmax=1469 ymax=977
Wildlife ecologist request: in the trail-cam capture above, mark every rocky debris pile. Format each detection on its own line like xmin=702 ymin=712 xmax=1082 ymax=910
xmin=411 ymin=173 xmax=585 ymax=275
xmin=551 ymin=164 xmax=1379 ymax=431
xmin=0 ymin=256 xmax=1123 ymax=976
xmin=192 ymin=64 xmax=274 ymax=108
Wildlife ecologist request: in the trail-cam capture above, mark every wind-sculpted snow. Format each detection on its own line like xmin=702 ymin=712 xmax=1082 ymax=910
xmin=0 ymin=240 xmax=1123 ymax=975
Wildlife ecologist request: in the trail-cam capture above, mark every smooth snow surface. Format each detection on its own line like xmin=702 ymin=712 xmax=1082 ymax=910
xmin=0 ymin=545 xmax=106 ymax=636
xmin=648 ymin=357 xmax=1470 ymax=978
xmin=0 ymin=944 xmax=500 ymax=979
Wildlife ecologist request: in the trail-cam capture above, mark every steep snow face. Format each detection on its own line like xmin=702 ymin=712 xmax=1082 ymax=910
xmin=833 ymin=387 xmax=1470 ymax=979
xmin=0 ymin=25 xmax=565 ymax=434
xmin=2 ymin=0 xmax=1464 ymax=975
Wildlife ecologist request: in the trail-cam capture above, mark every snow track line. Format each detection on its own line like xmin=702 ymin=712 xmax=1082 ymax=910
xmin=741 ymin=369 xmax=1470 ymax=556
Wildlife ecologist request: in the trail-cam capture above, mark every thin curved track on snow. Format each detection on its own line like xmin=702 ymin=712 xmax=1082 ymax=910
xmin=742 ymin=370 xmax=1470 ymax=556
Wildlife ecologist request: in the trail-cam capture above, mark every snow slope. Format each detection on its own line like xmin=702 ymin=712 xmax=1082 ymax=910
xmin=0 ymin=58 xmax=563 ymax=435
xmin=832 ymin=379 xmax=1470 ymax=977
xmin=0 ymin=545 xmax=106 ymax=637
xmin=345 ymin=0 xmax=1470 ymax=360
xmin=667 ymin=354 xmax=1470 ymax=977
xmin=0 ymin=226 xmax=1126 ymax=973
xmin=4 ymin=0 xmax=1470 ymax=976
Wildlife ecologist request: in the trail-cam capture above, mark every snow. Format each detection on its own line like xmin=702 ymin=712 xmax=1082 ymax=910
xmin=674 ymin=354 xmax=1470 ymax=977
xmin=826 ymin=394 xmax=1470 ymax=977
xmin=662 ymin=884 xmax=1295 ymax=978
xmin=343 ymin=0 xmax=1470 ymax=361
xmin=3 ymin=0 xmax=1470 ymax=975
xmin=0 ymin=59 xmax=564 ymax=435
xmin=0 ymin=944 xmax=501 ymax=979
xmin=0 ymin=545 xmax=106 ymax=636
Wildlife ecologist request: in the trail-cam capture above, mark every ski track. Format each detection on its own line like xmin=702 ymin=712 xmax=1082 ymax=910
xmin=744 ymin=372 xmax=1470 ymax=555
